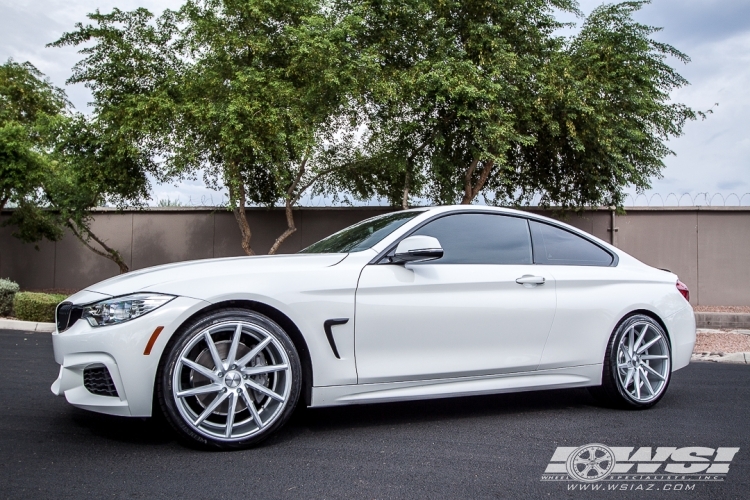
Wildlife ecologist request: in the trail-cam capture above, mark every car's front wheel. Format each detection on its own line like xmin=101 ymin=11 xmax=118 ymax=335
xmin=157 ymin=308 xmax=301 ymax=449
xmin=591 ymin=314 xmax=672 ymax=409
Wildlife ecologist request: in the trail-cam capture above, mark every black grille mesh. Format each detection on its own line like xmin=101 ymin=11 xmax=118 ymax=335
xmin=83 ymin=366 xmax=119 ymax=397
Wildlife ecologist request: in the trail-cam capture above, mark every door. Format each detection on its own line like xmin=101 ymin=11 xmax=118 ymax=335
xmin=355 ymin=213 xmax=557 ymax=384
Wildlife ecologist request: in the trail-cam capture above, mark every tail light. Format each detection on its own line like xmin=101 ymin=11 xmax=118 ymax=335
xmin=676 ymin=280 xmax=690 ymax=302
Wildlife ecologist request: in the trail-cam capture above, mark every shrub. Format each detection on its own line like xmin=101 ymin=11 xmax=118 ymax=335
xmin=0 ymin=278 xmax=20 ymax=316
xmin=13 ymin=292 xmax=68 ymax=323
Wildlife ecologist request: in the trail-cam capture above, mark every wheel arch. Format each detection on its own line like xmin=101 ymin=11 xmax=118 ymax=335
xmin=156 ymin=299 xmax=314 ymax=408
xmin=618 ymin=308 xmax=671 ymax=344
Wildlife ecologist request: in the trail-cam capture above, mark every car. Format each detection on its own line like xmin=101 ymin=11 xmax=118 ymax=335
xmin=51 ymin=205 xmax=695 ymax=449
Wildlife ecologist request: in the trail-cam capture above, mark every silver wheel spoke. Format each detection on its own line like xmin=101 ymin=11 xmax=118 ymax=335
xmin=176 ymin=383 xmax=222 ymax=398
xmin=236 ymin=337 xmax=272 ymax=368
xmin=637 ymin=335 xmax=661 ymax=355
xmin=240 ymin=387 xmax=264 ymax=429
xmin=641 ymin=362 xmax=666 ymax=380
xmin=204 ymin=331 xmax=225 ymax=372
xmin=225 ymin=393 xmax=238 ymax=438
xmin=628 ymin=327 xmax=635 ymax=357
xmin=633 ymin=324 xmax=648 ymax=352
xmin=226 ymin=324 xmax=242 ymax=368
xmin=624 ymin=368 xmax=634 ymax=388
xmin=634 ymin=368 xmax=641 ymax=399
xmin=245 ymin=379 xmax=285 ymax=402
xmin=181 ymin=358 xmax=220 ymax=382
xmin=241 ymin=364 xmax=289 ymax=376
xmin=639 ymin=367 xmax=655 ymax=395
xmin=195 ymin=391 xmax=229 ymax=426
xmin=641 ymin=354 xmax=668 ymax=360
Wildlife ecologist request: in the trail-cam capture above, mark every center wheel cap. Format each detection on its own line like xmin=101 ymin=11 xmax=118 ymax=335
xmin=224 ymin=371 xmax=242 ymax=388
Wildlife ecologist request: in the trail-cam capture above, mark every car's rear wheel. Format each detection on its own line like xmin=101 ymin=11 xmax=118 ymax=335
xmin=157 ymin=308 xmax=301 ymax=449
xmin=590 ymin=314 xmax=672 ymax=409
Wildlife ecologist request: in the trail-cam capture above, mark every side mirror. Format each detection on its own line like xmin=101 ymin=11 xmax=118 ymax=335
xmin=391 ymin=235 xmax=444 ymax=264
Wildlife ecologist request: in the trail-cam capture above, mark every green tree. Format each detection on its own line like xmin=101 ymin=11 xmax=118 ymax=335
xmin=330 ymin=0 xmax=579 ymax=207
xmin=501 ymin=1 xmax=705 ymax=209
xmin=0 ymin=59 xmax=150 ymax=271
xmin=0 ymin=59 xmax=67 ymax=218
xmin=333 ymin=0 xmax=702 ymax=210
xmin=54 ymin=1 xmax=367 ymax=255
xmin=43 ymin=115 xmax=152 ymax=273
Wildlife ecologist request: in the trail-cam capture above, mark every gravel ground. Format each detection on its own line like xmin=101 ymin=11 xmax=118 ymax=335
xmin=694 ymin=305 xmax=750 ymax=313
xmin=695 ymin=330 xmax=750 ymax=354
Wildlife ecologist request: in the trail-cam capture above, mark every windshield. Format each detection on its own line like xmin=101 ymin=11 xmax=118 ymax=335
xmin=299 ymin=210 xmax=425 ymax=254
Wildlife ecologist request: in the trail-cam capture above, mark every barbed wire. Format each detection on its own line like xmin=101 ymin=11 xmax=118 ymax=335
xmin=623 ymin=192 xmax=750 ymax=207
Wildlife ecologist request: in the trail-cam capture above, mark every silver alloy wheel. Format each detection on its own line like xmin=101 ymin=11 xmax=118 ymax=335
xmin=615 ymin=321 xmax=670 ymax=403
xmin=172 ymin=320 xmax=292 ymax=441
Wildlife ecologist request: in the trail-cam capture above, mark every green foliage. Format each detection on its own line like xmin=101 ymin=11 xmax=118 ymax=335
xmin=0 ymin=59 xmax=147 ymax=271
xmin=327 ymin=0 xmax=702 ymax=209
xmin=502 ymin=1 xmax=704 ymax=209
xmin=13 ymin=292 xmax=68 ymax=322
xmin=0 ymin=278 xmax=20 ymax=316
xmin=49 ymin=0 xmax=704 ymax=245
xmin=52 ymin=1 xmax=367 ymax=254
xmin=0 ymin=59 xmax=69 ymax=213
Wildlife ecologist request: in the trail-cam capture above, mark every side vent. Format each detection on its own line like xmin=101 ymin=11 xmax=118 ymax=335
xmin=323 ymin=318 xmax=349 ymax=359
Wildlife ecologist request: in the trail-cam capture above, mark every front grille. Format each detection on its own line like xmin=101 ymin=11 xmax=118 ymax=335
xmin=83 ymin=365 xmax=119 ymax=397
xmin=56 ymin=302 xmax=82 ymax=332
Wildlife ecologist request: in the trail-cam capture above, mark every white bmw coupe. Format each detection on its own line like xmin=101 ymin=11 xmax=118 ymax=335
xmin=51 ymin=205 xmax=695 ymax=449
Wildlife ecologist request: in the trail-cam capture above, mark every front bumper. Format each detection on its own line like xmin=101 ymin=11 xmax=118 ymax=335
xmin=51 ymin=295 xmax=209 ymax=417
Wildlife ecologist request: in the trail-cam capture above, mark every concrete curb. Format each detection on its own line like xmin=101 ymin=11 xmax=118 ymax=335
xmin=691 ymin=352 xmax=750 ymax=364
xmin=0 ymin=318 xmax=55 ymax=333
xmin=695 ymin=312 xmax=750 ymax=329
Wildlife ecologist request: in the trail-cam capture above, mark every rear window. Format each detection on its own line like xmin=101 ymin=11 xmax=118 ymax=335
xmin=529 ymin=220 xmax=613 ymax=266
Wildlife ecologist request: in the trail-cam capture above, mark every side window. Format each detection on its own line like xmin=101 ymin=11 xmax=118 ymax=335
xmin=529 ymin=220 xmax=613 ymax=266
xmin=412 ymin=213 xmax=532 ymax=264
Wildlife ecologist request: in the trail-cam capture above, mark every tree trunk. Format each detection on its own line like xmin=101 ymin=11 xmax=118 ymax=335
xmin=461 ymin=158 xmax=495 ymax=204
xmin=230 ymin=182 xmax=255 ymax=255
xmin=401 ymin=169 xmax=410 ymax=209
xmin=67 ymin=220 xmax=129 ymax=274
xmin=0 ymin=196 xmax=8 ymax=213
xmin=268 ymin=199 xmax=296 ymax=255
xmin=268 ymin=160 xmax=307 ymax=255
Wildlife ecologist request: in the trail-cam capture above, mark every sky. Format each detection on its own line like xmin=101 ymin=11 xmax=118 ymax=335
xmin=1 ymin=0 xmax=748 ymax=207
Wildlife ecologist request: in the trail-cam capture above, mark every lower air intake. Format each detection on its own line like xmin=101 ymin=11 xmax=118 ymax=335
xmin=83 ymin=365 xmax=119 ymax=397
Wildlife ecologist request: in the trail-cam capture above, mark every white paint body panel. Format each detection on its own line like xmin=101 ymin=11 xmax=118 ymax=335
xmin=355 ymin=264 xmax=556 ymax=382
xmin=49 ymin=205 xmax=695 ymax=417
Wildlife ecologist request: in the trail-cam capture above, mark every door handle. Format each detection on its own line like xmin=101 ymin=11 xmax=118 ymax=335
xmin=516 ymin=275 xmax=545 ymax=286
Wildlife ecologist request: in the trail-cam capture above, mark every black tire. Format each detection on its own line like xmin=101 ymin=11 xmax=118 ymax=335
xmin=589 ymin=314 xmax=672 ymax=410
xmin=157 ymin=308 xmax=302 ymax=450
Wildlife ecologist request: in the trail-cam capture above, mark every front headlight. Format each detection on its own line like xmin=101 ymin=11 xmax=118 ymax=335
xmin=82 ymin=293 xmax=175 ymax=327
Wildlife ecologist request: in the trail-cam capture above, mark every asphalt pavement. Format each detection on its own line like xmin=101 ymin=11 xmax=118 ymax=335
xmin=0 ymin=329 xmax=748 ymax=499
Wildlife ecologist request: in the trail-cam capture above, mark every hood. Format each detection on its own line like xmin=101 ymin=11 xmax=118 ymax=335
xmin=84 ymin=253 xmax=348 ymax=298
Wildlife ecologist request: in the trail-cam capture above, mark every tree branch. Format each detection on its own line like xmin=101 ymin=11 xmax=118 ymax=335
xmin=67 ymin=220 xmax=129 ymax=273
